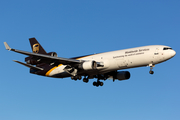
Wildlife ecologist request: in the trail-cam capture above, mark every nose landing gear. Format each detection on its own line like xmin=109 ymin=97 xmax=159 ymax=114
xmin=149 ymin=69 xmax=154 ymax=74
xmin=149 ymin=64 xmax=155 ymax=74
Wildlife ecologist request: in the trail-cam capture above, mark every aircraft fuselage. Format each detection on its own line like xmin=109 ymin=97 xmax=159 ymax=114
xmin=46 ymin=45 xmax=176 ymax=78
xmin=4 ymin=38 xmax=176 ymax=87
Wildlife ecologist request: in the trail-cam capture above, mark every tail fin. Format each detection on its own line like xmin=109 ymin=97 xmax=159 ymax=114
xmin=29 ymin=38 xmax=47 ymax=54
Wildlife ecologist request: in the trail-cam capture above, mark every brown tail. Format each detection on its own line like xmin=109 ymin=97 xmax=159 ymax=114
xmin=29 ymin=37 xmax=47 ymax=54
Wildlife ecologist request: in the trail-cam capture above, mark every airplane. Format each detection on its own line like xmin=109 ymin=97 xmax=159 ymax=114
xmin=4 ymin=38 xmax=176 ymax=87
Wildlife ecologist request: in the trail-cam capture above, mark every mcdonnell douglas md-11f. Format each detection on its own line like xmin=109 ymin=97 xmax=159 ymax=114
xmin=4 ymin=38 xmax=176 ymax=87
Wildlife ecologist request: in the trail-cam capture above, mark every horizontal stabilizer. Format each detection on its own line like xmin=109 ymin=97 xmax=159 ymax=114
xmin=13 ymin=60 xmax=44 ymax=70
xmin=4 ymin=42 xmax=11 ymax=50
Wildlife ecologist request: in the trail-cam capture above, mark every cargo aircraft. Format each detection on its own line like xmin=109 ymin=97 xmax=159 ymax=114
xmin=4 ymin=38 xmax=176 ymax=87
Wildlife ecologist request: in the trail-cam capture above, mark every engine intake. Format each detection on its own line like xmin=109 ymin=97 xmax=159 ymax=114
xmin=47 ymin=52 xmax=58 ymax=57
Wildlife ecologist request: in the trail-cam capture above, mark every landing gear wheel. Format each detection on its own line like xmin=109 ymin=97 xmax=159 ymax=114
xmin=93 ymin=82 xmax=99 ymax=87
xmin=83 ymin=78 xmax=89 ymax=83
xmin=71 ymin=76 xmax=78 ymax=81
xmin=93 ymin=81 xmax=104 ymax=87
xmin=93 ymin=81 xmax=97 ymax=86
xmin=149 ymin=70 xmax=154 ymax=74
xmin=100 ymin=82 xmax=104 ymax=86
xmin=96 ymin=84 xmax=99 ymax=87
xmin=78 ymin=76 xmax=82 ymax=80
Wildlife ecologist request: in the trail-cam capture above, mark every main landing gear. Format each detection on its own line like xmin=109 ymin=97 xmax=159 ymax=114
xmin=71 ymin=76 xmax=82 ymax=81
xmin=71 ymin=75 xmax=106 ymax=87
xmin=92 ymin=75 xmax=107 ymax=87
xmin=82 ymin=75 xmax=105 ymax=87
xmin=149 ymin=64 xmax=155 ymax=74
xmin=83 ymin=76 xmax=104 ymax=87
xmin=83 ymin=77 xmax=89 ymax=83
xmin=93 ymin=81 xmax=104 ymax=87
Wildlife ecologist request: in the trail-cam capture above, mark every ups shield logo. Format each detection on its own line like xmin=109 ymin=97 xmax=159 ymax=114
xmin=33 ymin=43 xmax=40 ymax=53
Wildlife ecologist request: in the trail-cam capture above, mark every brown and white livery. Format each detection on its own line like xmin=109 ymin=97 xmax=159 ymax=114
xmin=4 ymin=38 xmax=176 ymax=87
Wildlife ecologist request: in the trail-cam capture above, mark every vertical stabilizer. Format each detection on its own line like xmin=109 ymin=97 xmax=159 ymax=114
xmin=29 ymin=38 xmax=47 ymax=54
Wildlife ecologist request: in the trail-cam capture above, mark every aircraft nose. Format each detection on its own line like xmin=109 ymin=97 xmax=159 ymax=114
xmin=171 ymin=50 xmax=176 ymax=57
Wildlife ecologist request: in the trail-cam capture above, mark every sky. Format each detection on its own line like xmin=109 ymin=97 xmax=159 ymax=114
xmin=0 ymin=0 xmax=180 ymax=120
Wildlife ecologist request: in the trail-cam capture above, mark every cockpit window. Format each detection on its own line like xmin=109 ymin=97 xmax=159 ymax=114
xmin=163 ymin=47 xmax=172 ymax=50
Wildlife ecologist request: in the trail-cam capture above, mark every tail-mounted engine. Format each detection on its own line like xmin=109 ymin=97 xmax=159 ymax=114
xmin=26 ymin=58 xmax=40 ymax=65
xmin=25 ymin=52 xmax=58 ymax=65
xmin=47 ymin=52 xmax=58 ymax=57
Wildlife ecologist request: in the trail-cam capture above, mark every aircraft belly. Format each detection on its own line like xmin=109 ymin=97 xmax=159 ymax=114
xmin=48 ymin=65 xmax=66 ymax=77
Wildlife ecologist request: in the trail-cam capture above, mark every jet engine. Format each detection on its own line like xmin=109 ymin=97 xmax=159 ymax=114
xmin=114 ymin=71 xmax=130 ymax=80
xmin=47 ymin=52 xmax=58 ymax=57
xmin=26 ymin=59 xmax=40 ymax=65
xmin=25 ymin=52 xmax=58 ymax=65
xmin=79 ymin=61 xmax=97 ymax=70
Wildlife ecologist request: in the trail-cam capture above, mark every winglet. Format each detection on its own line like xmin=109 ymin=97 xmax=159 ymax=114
xmin=4 ymin=42 xmax=11 ymax=50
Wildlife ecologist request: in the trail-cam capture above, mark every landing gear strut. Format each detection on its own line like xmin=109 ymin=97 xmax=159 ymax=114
xmin=149 ymin=64 xmax=155 ymax=74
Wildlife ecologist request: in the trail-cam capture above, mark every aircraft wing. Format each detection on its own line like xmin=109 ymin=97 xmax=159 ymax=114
xmin=13 ymin=60 xmax=44 ymax=70
xmin=4 ymin=42 xmax=82 ymax=65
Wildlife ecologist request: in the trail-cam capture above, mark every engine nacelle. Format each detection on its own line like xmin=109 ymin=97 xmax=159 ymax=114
xmin=47 ymin=52 xmax=58 ymax=57
xmin=79 ymin=61 xmax=97 ymax=70
xmin=115 ymin=71 xmax=130 ymax=80
xmin=26 ymin=59 xmax=40 ymax=65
